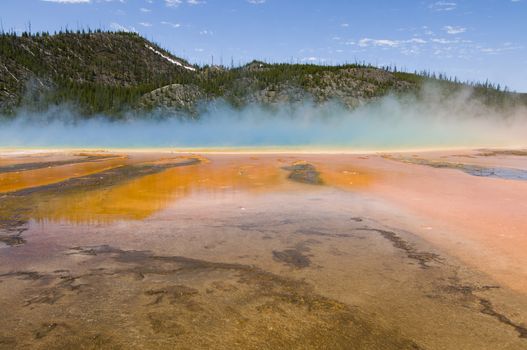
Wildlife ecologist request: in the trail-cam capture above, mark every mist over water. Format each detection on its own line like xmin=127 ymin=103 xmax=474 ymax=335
xmin=1 ymin=86 xmax=526 ymax=150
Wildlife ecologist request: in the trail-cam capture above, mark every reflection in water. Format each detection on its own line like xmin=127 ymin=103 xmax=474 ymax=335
xmin=0 ymin=153 xmax=375 ymax=226
xmin=29 ymin=156 xmax=373 ymax=225
xmin=31 ymin=158 xmax=286 ymax=224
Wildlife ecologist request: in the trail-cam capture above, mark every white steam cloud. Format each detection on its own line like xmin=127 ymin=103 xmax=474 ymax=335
xmin=1 ymin=85 xmax=526 ymax=150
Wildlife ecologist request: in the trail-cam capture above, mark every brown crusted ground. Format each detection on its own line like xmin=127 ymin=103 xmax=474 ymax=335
xmin=0 ymin=245 xmax=424 ymax=350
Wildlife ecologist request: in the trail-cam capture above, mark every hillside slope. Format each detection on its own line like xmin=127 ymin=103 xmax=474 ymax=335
xmin=1 ymin=31 xmax=524 ymax=118
xmin=0 ymin=31 xmax=196 ymax=115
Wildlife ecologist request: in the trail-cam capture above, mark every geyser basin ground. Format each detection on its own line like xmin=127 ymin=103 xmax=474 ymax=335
xmin=0 ymin=149 xmax=526 ymax=349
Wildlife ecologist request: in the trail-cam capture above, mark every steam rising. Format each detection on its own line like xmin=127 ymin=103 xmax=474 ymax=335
xmin=1 ymin=85 xmax=526 ymax=150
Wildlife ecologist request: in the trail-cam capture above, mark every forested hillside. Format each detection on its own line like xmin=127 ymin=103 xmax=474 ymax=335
xmin=1 ymin=30 xmax=524 ymax=118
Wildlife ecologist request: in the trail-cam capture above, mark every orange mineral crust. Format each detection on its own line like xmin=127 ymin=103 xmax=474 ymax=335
xmin=1 ymin=149 xmax=527 ymax=349
xmin=356 ymin=152 xmax=527 ymax=293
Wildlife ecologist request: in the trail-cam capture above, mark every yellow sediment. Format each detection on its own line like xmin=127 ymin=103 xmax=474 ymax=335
xmin=317 ymin=163 xmax=374 ymax=189
xmin=32 ymin=157 xmax=285 ymax=224
xmin=5 ymin=152 xmax=374 ymax=224
xmin=140 ymin=154 xmax=210 ymax=166
xmin=287 ymin=158 xmax=375 ymax=189
xmin=0 ymin=156 xmax=128 ymax=193
xmin=0 ymin=153 xmax=77 ymax=166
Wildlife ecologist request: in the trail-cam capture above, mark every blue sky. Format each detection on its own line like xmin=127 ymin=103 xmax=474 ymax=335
xmin=1 ymin=0 xmax=526 ymax=91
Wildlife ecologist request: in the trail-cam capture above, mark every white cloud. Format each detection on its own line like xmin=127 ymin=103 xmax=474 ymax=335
xmin=109 ymin=22 xmax=136 ymax=32
xmin=341 ymin=23 xmax=349 ymax=28
xmin=443 ymin=25 xmax=466 ymax=34
xmin=351 ymin=37 xmax=429 ymax=56
xmin=139 ymin=22 xmax=152 ymax=27
xmin=247 ymin=0 xmax=266 ymax=4
xmin=165 ymin=0 xmax=205 ymax=6
xmin=359 ymin=38 xmax=399 ymax=47
xmin=165 ymin=0 xmax=182 ymax=6
xmin=200 ymin=29 xmax=213 ymax=35
xmin=479 ymin=44 xmax=523 ymax=54
xmin=429 ymin=1 xmax=457 ymax=11
xmin=41 ymin=0 xmax=90 ymax=3
xmin=301 ymin=57 xmax=326 ymax=63
xmin=358 ymin=38 xmax=427 ymax=48
xmin=432 ymin=38 xmax=458 ymax=44
xmin=140 ymin=7 xmax=151 ymax=12
xmin=161 ymin=21 xmax=181 ymax=28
